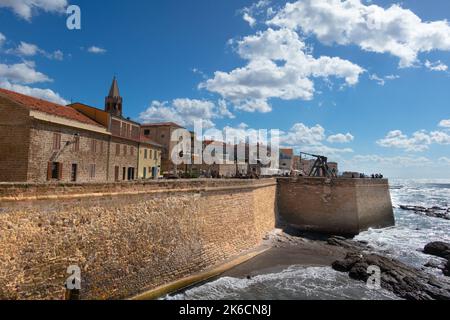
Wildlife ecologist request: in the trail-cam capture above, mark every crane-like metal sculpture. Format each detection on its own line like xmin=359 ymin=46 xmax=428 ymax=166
xmin=300 ymin=152 xmax=337 ymax=178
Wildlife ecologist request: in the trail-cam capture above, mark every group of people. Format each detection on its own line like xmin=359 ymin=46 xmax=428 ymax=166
xmin=357 ymin=173 xmax=384 ymax=179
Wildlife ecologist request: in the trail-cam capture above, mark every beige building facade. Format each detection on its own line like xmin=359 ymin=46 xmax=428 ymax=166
xmin=138 ymin=139 xmax=163 ymax=179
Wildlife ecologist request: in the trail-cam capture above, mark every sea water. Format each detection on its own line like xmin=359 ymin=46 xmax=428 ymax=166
xmin=167 ymin=179 xmax=450 ymax=300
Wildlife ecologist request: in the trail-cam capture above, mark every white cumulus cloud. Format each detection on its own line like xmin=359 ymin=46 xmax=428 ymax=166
xmin=0 ymin=80 xmax=68 ymax=105
xmin=7 ymin=41 xmax=64 ymax=60
xmin=327 ymin=133 xmax=354 ymax=143
xmin=0 ymin=32 xmax=5 ymax=46
xmin=425 ymin=60 xmax=448 ymax=72
xmin=0 ymin=0 xmax=68 ymax=20
xmin=139 ymin=98 xmax=235 ymax=129
xmin=269 ymin=0 xmax=450 ymax=68
xmin=280 ymin=123 xmax=354 ymax=156
xmin=439 ymin=119 xmax=450 ymax=128
xmin=240 ymin=0 xmax=271 ymax=28
xmin=377 ymin=129 xmax=450 ymax=152
xmin=200 ymin=28 xmax=364 ymax=113
xmin=87 ymin=46 xmax=107 ymax=54
xmin=369 ymin=73 xmax=399 ymax=86
xmin=0 ymin=62 xmax=51 ymax=84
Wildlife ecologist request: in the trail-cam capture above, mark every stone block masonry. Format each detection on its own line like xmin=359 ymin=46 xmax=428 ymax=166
xmin=0 ymin=177 xmax=394 ymax=299
xmin=0 ymin=179 xmax=277 ymax=300
xmin=277 ymin=177 xmax=395 ymax=236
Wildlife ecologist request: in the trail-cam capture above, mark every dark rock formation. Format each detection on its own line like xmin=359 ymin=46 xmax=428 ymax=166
xmin=423 ymin=242 xmax=450 ymax=277
xmin=329 ymin=237 xmax=450 ymax=300
xmin=445 ymin=261 xmax=450 ymax=277
xmin=399 ymin=205 xmax=450 ymax=220
xmin=424 ymin=242 xmax=450 ymax=260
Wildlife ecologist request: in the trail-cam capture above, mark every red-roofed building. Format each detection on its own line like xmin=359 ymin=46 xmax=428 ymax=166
xmin=0 ymin=88 xmax=111 ymax=182
xmin=0 ymin=78 xmax=163 ymax=183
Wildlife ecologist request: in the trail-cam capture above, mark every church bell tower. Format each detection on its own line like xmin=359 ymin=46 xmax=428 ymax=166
xmin=105 ymin=77 xmax=123 ymax=117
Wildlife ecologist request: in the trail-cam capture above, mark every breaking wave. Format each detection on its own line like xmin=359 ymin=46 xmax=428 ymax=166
xmin=166 ymin=266 xmax=399 ymax=300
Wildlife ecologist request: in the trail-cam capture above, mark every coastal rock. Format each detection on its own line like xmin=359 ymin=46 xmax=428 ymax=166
xmin=445 ymin=261 xmax=450 ymax=277
xmin=424 ymin=260 xmax=445 ymax=270
xmin=399 ymin=205 xmax=450 ymax=220
xmin=424 ymin=242 xmax=450 ymax=260
xmin=329 ymin=237 xmax=450 ymax=300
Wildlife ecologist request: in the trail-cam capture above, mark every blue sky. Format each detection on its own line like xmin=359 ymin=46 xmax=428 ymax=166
xmin=0 ymin=0 xmax=449 ymax=178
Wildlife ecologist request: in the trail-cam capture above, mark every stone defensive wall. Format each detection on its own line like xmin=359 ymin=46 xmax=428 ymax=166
xmin=0 ymin=179 xmax=277 ymax=300
xmin=0 ymin=177 xmax=394 ymax=300
xmin=277 ymin=177 xmax=395 ymax=236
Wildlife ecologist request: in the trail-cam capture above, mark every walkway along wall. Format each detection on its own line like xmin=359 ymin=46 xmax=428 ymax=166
xmin=0 ymin=179 xmax=277 ymax=300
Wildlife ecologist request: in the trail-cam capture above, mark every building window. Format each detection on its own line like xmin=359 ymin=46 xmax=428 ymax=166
xmin=71 ymin=164 xmax=78 ymax=182
xmin=143 ymin=167 xmax=147 ymax=179
xmin=127 ymin=167 xmax=135 ymax=180
xmin=122 ymin=167 xmax=126 ymax=180
xmin=123 ymin=145 xmax=127 ymax=156
xmin=89 ymin=164 xmax=96 ymax=179
xmin=116 ymin=144 xmax=120 ymax=156
xmin=100 ymin=141 xmax=104 ymax=154
xmin=126 ymin=124 xmax=131 ymax=138
xmin=154 ymin=151 xmax=158 ymax=160
xmin=114 ymin=166 xmax=120 ymax=181
xmin=53 ymin=133 xmax=61 ymax=150
xmin=149 ymin=150 xmax=153 ymax=159
xmin=144 ymin=129 xmax=150 ymax=136
xmin=72 ymin=136 xmax=80 ymax=152
xmin=131 ymin=147 xmax=134 ymax=156
xmin=47 ymin=162 xmax=62 ymax=181
xmin=91 ymin=139 xmax=97 ymax=153
xmin=144 ymin=149 xmax=148 ymax=159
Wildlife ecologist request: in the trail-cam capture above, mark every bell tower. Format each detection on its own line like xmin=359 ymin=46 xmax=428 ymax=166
xmin=105 ymin=76 xmax=123 ymax=117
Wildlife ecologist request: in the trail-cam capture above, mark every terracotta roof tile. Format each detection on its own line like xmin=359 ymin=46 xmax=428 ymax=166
xmin=0 ymin=88 xmax=103 ymax=127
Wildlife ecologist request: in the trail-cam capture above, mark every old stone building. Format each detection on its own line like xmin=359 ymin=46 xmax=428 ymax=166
xmin=70 ymin=78 xmax=145 ymax=182
xmin=0 ymin=88 xmax=110 ymax=183
xmin=279 ymin=148 xmax=294 ymax=172
xmin=0 ymin=78 xmax=162 ymax=183
xmin=140 ymin=122 xmax=183 ymax=173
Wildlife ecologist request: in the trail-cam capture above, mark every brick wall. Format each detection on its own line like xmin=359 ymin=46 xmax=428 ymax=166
xmin=0 ymin=179 xmax=277 ymax=300
xmin=108 ymin=137 xmax=139 ymax=181
xmin=0 ymin=98 xmax=30 ymax=182
xmin=27 ymin=120 xmax=110 ymax=183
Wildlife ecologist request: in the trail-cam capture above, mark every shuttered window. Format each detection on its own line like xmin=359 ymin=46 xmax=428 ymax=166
xmin=89 ymin=164 xmax=96 ymax=179
xmin=53 ymin=133 xmax=61 ymax=150
xmin=91 ymin=139 xmax=97 ymax=153
xmin=47 ymin=162 xmax=63 ymax=181
xmin=72 ymin=136 xmax=80 ymax=152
